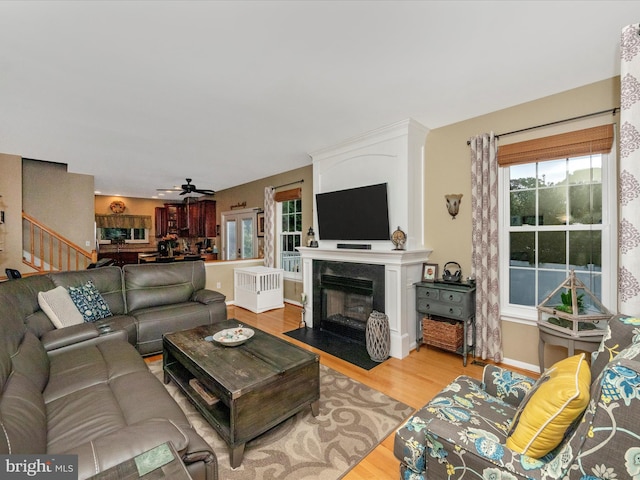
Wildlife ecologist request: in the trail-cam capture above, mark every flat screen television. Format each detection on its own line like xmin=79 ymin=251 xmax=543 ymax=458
xmin=315 ymin=183 xmax=391 ymax=241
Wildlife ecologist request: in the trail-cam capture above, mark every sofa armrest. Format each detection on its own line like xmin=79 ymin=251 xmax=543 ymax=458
xmin=192 ymin=289 xmax=226 ymax=305
xmin=558 ymin=356 xmax=640 ymax=475
xmin=482 ymin=364 xmax=536 ymax=408
xmin=40 ymin=323 xmax=100 ymax=351
xmin=42 ymin=323 xmax=128 ymax=354
xmin=65 ymin=418 xmax=190 ymax=480
xmin=182 ymin=430 xmax=219 ymax=480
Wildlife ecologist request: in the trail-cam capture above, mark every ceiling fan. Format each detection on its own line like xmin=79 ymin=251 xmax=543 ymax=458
xmin=157 ymin=178 xmax=215 ymax=196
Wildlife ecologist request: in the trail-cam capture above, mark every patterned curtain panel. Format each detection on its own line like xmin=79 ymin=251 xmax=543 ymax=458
xmin=95 ymin=214 xmax=151 ymax=229
xmin=620 ymin=24 xmax=640 ymax=315
xmin=470 ymin=133 xmax=502 ymax=362
xmin=263 ymin=186 xmax=276 ymax=268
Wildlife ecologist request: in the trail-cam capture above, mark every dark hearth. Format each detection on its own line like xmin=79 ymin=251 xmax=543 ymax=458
xmin=284 ymin=327 xmax=381 ymax=370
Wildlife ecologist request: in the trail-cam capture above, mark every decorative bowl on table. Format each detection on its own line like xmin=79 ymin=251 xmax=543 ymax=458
xmin=208 ymin=326 xmax=254 ymax=347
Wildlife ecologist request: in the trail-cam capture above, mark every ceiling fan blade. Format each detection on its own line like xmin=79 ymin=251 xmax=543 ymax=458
xmin=194 ymin=189 xmax=215 ymax=195
xmin=156 ymin=178 xmax=213 ymax=196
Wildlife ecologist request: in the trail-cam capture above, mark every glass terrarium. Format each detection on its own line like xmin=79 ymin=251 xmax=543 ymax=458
xmin=537 ymin=270 xmax=612 ymax=337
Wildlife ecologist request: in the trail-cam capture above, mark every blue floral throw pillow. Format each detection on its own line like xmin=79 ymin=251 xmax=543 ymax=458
xmin=68 ymin=280 xmax=112 ymax=322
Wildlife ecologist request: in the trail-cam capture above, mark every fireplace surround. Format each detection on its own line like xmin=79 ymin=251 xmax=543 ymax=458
xmin=314 ymin=260 xmax=384 ymax=344
xmin=298 ymin=118 xmax=432 ymax=359
xmin=300 ymin=247 xmax=429 ymax=359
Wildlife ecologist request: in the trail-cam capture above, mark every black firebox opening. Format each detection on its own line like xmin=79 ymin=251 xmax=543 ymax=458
xmin=312 ymin=261 xmax=385 ymax=346
xmin=321 ymin=274 xmax=373 ymax=343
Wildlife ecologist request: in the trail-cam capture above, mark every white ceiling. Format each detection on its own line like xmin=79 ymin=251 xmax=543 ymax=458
xmin=0 ymin=1 xmax=637 ymax=200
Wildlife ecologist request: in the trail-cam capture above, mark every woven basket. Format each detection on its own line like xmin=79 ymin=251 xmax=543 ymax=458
xmin=423 ymin=317 xmax=463 ymax=352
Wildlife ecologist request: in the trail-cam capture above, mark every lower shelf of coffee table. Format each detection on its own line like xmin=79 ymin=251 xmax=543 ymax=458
xmin=164 ymin=359 xmax=231 ymax=436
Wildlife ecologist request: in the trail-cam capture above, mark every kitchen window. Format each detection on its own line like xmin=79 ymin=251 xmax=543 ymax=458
xmin=98 ymin=227 xmax=149 ymax=244
xmin=95 ymin=214 xmax=152 ymax=245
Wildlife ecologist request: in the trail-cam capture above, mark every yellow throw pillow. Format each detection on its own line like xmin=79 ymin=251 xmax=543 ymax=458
xmin=505 ymin=353 xmax=590 ymax=458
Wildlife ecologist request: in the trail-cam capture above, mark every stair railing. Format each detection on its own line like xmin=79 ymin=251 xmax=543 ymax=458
xmin=22 ymin=211 xmax=97 ymax=273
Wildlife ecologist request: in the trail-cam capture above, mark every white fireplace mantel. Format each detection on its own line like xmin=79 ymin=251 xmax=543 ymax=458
xmin=303 ymin=118 xmax=432 ymax=360
xmin=299 ymin=247 xmax=432 ymax=359
xmin=298 ymin=246 xmax=430 ymax=266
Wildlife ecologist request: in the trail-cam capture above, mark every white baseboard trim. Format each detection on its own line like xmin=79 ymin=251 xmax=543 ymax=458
xmin=499 ymin=357 xmax=541 ymax=375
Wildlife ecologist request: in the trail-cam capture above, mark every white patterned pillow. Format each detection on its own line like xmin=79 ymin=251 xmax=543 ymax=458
xmin=68 ymin=280 xmax=112 ymax=322
xmin=38 ymin=286 xmax=85 ymax=328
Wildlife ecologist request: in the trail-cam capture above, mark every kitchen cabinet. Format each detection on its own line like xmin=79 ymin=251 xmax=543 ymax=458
xmin=155 ymin=203 xmax=183 ymax=238
xmin=155 ymin=207 xmax=168 ymax=237
xmin=199 ymin=200 xmax=217 ymax=237
xmin=156 ymin=200 xmax=216 ymax=238
xmin=175 ymin=204 xmax=188 ymax=234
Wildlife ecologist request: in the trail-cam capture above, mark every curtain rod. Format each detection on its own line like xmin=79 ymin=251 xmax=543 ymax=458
xmin=272 ymin=179 xmax=304 ymax=190
xmin=466 ymin=107 xmax=618 ymax=145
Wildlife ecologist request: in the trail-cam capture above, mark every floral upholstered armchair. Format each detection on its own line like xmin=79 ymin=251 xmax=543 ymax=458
xmin=394 ymin=315 xmax=640 ymax=479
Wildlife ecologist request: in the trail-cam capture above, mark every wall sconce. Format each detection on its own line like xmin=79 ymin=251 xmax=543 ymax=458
xmin=445 ymin=194 xmax=463 ymax=219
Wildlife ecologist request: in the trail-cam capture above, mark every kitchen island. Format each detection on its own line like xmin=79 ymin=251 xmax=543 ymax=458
xmin=98 ymin=251 xmax=218 ymax=266
xmin=138 ymin=253 xmax=205 ymax=263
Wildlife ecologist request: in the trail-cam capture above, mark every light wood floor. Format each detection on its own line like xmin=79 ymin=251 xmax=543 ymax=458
xmin=152 ymin=304 xmax=537 ymax=479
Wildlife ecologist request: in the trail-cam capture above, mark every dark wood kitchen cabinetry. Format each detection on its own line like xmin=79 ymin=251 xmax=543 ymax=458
xmin=155 ymin=203 xmax=183 ymax=238
xmin=197 ymin=200 xmax=217 ymax=238
xmin=155 ymin=200 xmax=216 ymax=238
xmin=155 ymin=207 xmax=168 ymax=238
xmin=98 ymin=251 xmax=139 ymax=267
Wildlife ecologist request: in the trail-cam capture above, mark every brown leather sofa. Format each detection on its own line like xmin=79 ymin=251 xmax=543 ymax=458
xmin=0 ymin=261 xmax=226 ymax=479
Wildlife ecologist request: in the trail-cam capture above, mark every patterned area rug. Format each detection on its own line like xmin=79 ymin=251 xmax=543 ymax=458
xmin=148 ymin=361 xmax=413 ymax=479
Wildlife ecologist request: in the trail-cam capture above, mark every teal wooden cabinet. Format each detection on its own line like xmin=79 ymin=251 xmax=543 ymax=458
xmin=415 ymin=281 xmax=476 ymax=366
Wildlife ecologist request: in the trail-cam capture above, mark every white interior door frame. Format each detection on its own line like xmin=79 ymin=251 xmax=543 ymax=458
xmin=221 ymin=208 xmax=258 ymax=260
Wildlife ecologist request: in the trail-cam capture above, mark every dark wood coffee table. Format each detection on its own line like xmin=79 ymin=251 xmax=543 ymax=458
xmin=163 ymin=319 xmax=320 ymax=468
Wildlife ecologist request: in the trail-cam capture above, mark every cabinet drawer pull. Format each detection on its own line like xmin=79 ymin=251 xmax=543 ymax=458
xmin=449 ymin=308 xmax=454 ymax=314
xmin=448 ymin=294 xmax=454 ymax=301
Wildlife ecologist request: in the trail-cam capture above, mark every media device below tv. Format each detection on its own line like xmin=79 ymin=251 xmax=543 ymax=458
xmin=315 ymin=183 xmax=391 ymax=241
xmin=337 ymin=243 xmax=372 ymax=250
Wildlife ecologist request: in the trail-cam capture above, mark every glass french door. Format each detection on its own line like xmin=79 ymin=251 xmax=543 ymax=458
xmin=222 ymin=210 xmax=256 ymax=260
